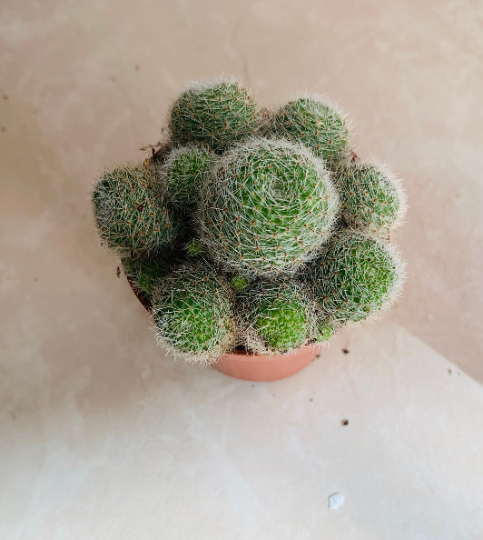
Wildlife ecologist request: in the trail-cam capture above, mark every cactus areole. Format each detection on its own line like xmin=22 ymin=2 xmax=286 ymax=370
xmin=92 ymin=76 xmax=407 ymax=373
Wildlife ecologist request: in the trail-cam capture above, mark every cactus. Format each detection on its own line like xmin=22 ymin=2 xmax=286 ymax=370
xmin=308 ymin=231 xmax=405 ymax=323
xmin=93 ymin=161 xmax=179 ymax=256
xmin=168 ymin=78 xmax=260 ymax=153
xmin=160 ymin=146 xmax=215 ymax=212
xmin=270 ymin=97 xmax=349 ymax=166
xmin=197 ymin=138 xmax=340 ymax=277
xmin=185 ymin=238 xmax=208 ymax=257
xmin=152 ymin=262 xmax=235 ymax=365
xmin=122 ymin=255 xmax=175 ymax=299
xmin=335 ymin=160 xmax=407 ymax=237
xmin=239 ymin=279 xmax=316 ymax=353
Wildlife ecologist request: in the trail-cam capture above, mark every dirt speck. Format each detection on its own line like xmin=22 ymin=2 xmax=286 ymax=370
xmin=33 ymin=276 xmax=39 ymax=282
xmin=134 ymin=63 xmax=140 ymax=71
xmin=341 ymin=419 xmax=349 ymax=426
xmin=309 ymin=398 xmax=313 ymax=402
xmin=1 ymin=127 xmax=5 ymax=132
xmin=2 ymin=93 xmax=8 ymax=100
xmin=342 ymin=348 xmax=349 ymax=354
xmin=448 ymin=369 xmax=452 ymax=375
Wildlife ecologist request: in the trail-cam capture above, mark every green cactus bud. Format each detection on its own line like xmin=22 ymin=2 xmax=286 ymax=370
xmin=197 ymin=138 xmax=339 ymax=277
xmin=230 ymin=275 xmax=250 ymax=292
xmin=93 ymin=162 xmax=179 ymax=256
xmin=160 ymin=146 xmax=215 ymax=212
xmin=122 ymin=255 xmax=175 ymax=299
xmin=270 ymin=96 xmax=349 ymax=166
xmin=308 ymin=231 xmax=405 ymax=323
xmin=168 ymin=77 xmax=260 ymax=153
xmin=152 ymin=262 xmax=235 ymax=365
xmin=186 ymin=238 xmax=207 ymax=257
xmin=240 ymin=279 xmax=316 ymax=353
xmin=335 ymin=160 xmax=407 ymax=237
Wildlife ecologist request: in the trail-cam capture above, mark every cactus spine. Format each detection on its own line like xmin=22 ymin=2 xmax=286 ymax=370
xmin=197 ymin=138 xmax=340 ymax=277
xmin=93 ymin=161 xmax=179 ymax=256
xmin=168 ymin=78 xmax=260 ymax=153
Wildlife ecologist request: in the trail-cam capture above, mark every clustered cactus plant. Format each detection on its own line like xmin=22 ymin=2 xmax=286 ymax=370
xmin=93 ymin=76 xmax=406 ymax=366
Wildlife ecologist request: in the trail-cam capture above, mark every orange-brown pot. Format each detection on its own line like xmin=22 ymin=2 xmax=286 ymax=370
xmin=126 ymin=275 xmax=321 ymax=382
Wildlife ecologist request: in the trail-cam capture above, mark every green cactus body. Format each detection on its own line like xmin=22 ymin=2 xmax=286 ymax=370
xmin=309 ymin=231 xmax=405 ymax=323
xmin=198 ymin=138 xmax=339 ymax=277
xmin=270 ymin=97 xmax=349 ymax=166
xmin=168 ymin=78 xmax=260 ymax=153
xmin=240 ymin=280 xmax=316 ymax=353
xmin=152 ymin=263 xmax=234 ymax=364
xmin=122 ymin=255 xmax=175 ymax=299
xmin=186 ymin=238 xmax=207 ymax=257
xmin=160 ymin=146 xmax=215 ymax=212
xmin=93 ymin=162 xmax=179 ymax=256
xmin=335 ymin=160 xmax=407 ymax=237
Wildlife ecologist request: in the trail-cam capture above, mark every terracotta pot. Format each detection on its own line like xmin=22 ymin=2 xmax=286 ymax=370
xmin=125 ymin=275 xmax=320 ymax=382
xmin=213 ymin=345 xmax=321 ymax=382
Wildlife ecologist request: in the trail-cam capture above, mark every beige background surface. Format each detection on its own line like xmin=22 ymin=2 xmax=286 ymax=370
xmin=1 ymin=1 xmax=483 ymax=538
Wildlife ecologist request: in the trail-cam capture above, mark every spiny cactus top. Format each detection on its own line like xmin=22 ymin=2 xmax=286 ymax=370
xmin=152 ymin=262 xmax=235 ymax=365
xmin=198 ymin=138 xmax=340 ymax=277
xmin=335 ymin=160 xmax=407 ymax=237
xmin=308 ymin=231 xmax=405 ymax=323
xmin=239 ymin=279 xmax=316 ymax=353
xmin=270 ymin=97 xmax=349 ymax=166
xmin=168 ymin=78 xmax=260 ymax=153
xmin=93 ymin=162 xmax=179 ymax=256
xmin=160 ymin=146 xmax=215 ymax=212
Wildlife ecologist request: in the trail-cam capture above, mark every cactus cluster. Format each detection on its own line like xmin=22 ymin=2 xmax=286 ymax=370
xmin=92 ymin=76 xmax=407 ymax=367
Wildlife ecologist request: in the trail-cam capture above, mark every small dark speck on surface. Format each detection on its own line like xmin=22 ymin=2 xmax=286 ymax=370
xmin=33 ymin=277 xmax=38 ymax=282
xmin=134 ymin=63 xmax=140 ymax=71
xmin=341 ymin=419 xmax=349 ymax=426
xmin=448 ymin=369 xmax=452 ymax=375
xmin=342 ymin=348 xmax=349 ymax=354
xmin=109 ymin=75 xmax=117 ymax=82
xmin=309 ymin=398 xmax=313 ymax=402
xmin=117 ymin=267 xmax=121 ymax=278
xmin=251 ymin=384 xmax=255 ymax=388
xmin=1 ymin=127 xmax=5 ymax=132
xmin=2 ymin=93 xmax=8 ymax=100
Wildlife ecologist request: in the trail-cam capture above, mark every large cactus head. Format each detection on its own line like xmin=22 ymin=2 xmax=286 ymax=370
xmin=152 ymin=262 xmax=235 ymax=365
xmin=239 ymin=279 xmax=316 ymax=353
xmin=92 ymin=161 xmax=179 ymax=256
xmin=270 ymin=96 xmax=350 ymax=166
xmin=160 ymin=146 xmax=215 ymax=212
xmin=168 ymin=78 xmax=260 ymax=153
xmin=197 ymin=138 xmax=340 ymax=277
xmin=308 ymin=231 xmax=405 ymax=323
xmin=335 ymin=160 xmax=407 ymax=237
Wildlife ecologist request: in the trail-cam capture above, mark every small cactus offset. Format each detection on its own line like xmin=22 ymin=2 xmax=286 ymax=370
xmin=197 ymin=138 xmax=339 ymax=277
xmin=307 ymin=231 xmax=405 ymax=324
xmin=93 ymin=161 xmax=179 ymax=256
xmin=239 ymin=279 xmax=317 ymax=353
xmin=160 ymin=146 xmax=215 ymax=212
xmin=270 ymin=97 xmax=350 ymax=166
xmin=122 ymin=255 xmax=175 ymax=300
xmin=335 ymin=160 xmax=407 ymax=237
xmin=168 ymin=77 xmax=260 ymax=153
xmin=152 ymin=262 xmax=235 ymax=365
xmin=92 ymin=76 xmax=407 ymax=369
